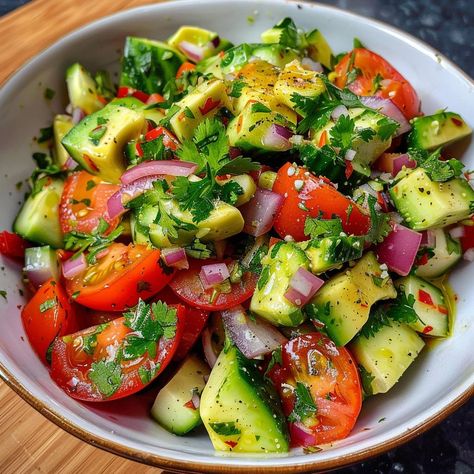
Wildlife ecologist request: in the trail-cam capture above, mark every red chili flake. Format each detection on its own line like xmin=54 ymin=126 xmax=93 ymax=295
xmin=451 ymin=117 xmax=463 ymax=127
xmin=224 ymin=440 xmax=238 ymax=448
xmin=183 ymin=400 xmax=196 ymax=410
xmin=416 ymin=252 xmax=429 ymax=266
xmin=84 ymin=155 xmax=99 ymax=172
xmin=423 ymin=325 xmax=433 ymax=334
xmin=199 ymin=97 xmax=220 ymax=116
xmin=318 ymin=130 xmax=328 ymax=148
xmin=345 ymin=160 xmax=354 ymax=179
xmin=418 ymin=289 xmax=434 ymax=306
xmin=438 ymin=305 xmax=449 ymax=315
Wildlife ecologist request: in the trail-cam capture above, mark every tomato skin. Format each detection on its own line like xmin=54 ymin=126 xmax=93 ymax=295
xmin=176 ymin=61 xmax=196 ymax=78
xmin=50 ymin=304 xmax=185 ymax=401
xmin=169 ymin=259 xmax=258 ymax=311
xmin=268 ymin=332 xmax=362 ymax=447
xmin=334 ymin=48 xmax=421 ymax=120
xmin=65 ymin=243 xmax=175 ymax=311
xmin=152 ymin=286 xmax=209 ymax=361
xmin=460 ymin=218 xmax=474 ymax=251
xmin=136 ymin=126 xmax=179 ymax=156
xmin=273 ymin=163 xmax=370 ymax=241
xmin=59 ymin=171 xmax=120 ymax=235
xmin=21 ymin=279 xmax=78 ymax=364
xmin=117 ymin=86 xmax=149 ymax=103
xmin=0 ymin=231 xmax=28 ymax=259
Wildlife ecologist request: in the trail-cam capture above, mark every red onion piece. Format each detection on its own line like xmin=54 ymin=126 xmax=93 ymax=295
xmin=284 ymin=268 xmax=324 ymax=306
xmin=420 ymin=230 xmax=436 ymax=248
xmin=359 ymin=96 xmax=411 ymax=136
xmin=72 ymin=107 xmax=85 ymax=124
xmin=392 ymin=153 xmax=416 ymax=177
xmin=24 ymin=247 xmax=59 ymax=288
xmin=221 ymin=305 xmax=287 ymax=359
xmin=240 ymin=188 xmax=285 ymax=237
xmin=302 ymin=57 xmax=323 ymax=72
xmin=95 ymin=248 xmax=110 ymax=260
xmin=463 ymin=248 xmax=474 ymax=261
xmin=331 ymin=104 xmax=349 ymax=121
xmin=121 ymin=160 xmax=197 ymax=185
xmin=199 ymin=263 xmax=230 ymax=289
xmin=202 ymin=328 xmax=218 ymax=368
xmin=262 ymin=124 xmax=293 ymax=151
xmin=290 ymin=422 xmax=318 ymax=447
xmin=210 ymin=36 xmax=221 ymax=48
xmin=64 ymin=156 xmax=76 ymax=170
xmin=449 ymin=226 xmax=465 ymax=239
xmin=191 ymin=391 xmax=200 ymax=409
xmin=62 ymin=253 xmax=87 ymax=279
xmin=107 ymin=191 xmax=126 ymax=219
xmin=161 ymin=247 xmax=189 ymax=270
xmin=375 ymin=223 xmax=422 ymax=276
xmin=345 ymin=149 xmax=356 ymax=161
xmin=178 ymin=40 xmax=206 ymax=62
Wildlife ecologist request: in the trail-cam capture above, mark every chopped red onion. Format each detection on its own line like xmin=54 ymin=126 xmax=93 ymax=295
xmin=199 ymin=263 xmax=230 ymax=289
xmin=392 ymin=153 xmax=416 ymax=177
xmin=240 ymin=188 xmax=285 ymax=237
xmin=345 ymin=149 xmax=356 ymax=161
xmin=301 ymin=57 xmax=323 ymax=72
xmin=95 ymin=248 xmax=110 ymax=260
xmin=178 ymin=40 xmax=206 ymax=62
xmin=62 ymin=253 xmax=87 ymax=279
xmin=375 ymin=223 xmax=422 ymax=276
xmin=161 ymin=247 xmax=189 ymax=270
xmin=121 ymin=160 xmax=197 ymax=185
xmin=107 ymin=191 xmax=126 ymax=219
xmin=64 ymin=156 xmax=77 ymax=170
xmin=72 ymin=107 xmax=85 ymax=124
xmin=331 ymin=104 xmax=349 ymax=121
xmin=420 ymin=230 xmax=436 ymax=248
xmin=290 ymin=422 xmax=318 ymax=447
xmin=210 ymin=36 xmax=221 ymax=48
xmin=449 ymin=226 xmax=465 ymax=239
xmin=463 ymin=248 xmax=474 ymax=261
xmin=261 ymin=124 xmax=293 ymax=151
xmin=24 ymin=247 xmax=59 ymax=288
xmin=191 ymin=391 xmax=200 ymax=409
xmin=359 ymin=96 xmax=411 ymax=136
xmin=221 ymin=305 xmax=287 ymax=359
xmin=202 ymin=328 xmax=217 ymax=368
xmin=284 ymin=268 xmax=324 ymax=306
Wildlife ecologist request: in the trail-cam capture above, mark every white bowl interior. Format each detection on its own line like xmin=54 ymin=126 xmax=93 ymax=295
xmin=0 ymin=0 xmax=473 ymax=470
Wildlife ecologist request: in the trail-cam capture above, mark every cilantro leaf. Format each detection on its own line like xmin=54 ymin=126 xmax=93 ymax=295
xmin=304 ymin=215 xmax=344 ymax=239
xmin=364 ymin=195 xmax=391 ymax=244
xmin=270 ymin=17 xmax=300 ymax=49
xmin=251 ymin=102 xmax=271 ymax=114
xmin=37 ymin=126 xmax=54 ymax=143
xmin=218 ymin=180 xmax=243 ymax=206
xmin=89 ymin=360 xmax=122 ymax=397
xmin=39 ymin=298 xmax=56 ymax=313
xmin=288 ymin=382 xmax=318 ymax=423
xmin=330 ymin=114 xmax=355 ymax=150
xmin=409 ymin=148 xmax=464 ymax=182
xmin=228 ymin=79 xmax=246 ymax=98
xmin=209 ymin=421 xmax=241 ymax=436
xmin=140 ymin=135 xmax=173 ymax=161
xmin=359 ymin=365 xmax=375 ymax=398
xmin=376 ymin=117 xmax=399 ymax=141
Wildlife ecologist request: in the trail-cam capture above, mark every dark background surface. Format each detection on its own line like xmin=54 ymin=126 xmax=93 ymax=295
xmin=1 ymin=0 xmax=473 ymax=473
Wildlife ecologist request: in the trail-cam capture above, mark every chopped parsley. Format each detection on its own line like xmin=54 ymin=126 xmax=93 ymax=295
xmin=304 ymin=215 xmax=344 ymax=239
xmin=228 ymin=79 xmax=246 ymax=98
xmin=209 ymin=421 xmax=241 ymax=436
xmin=44 ymin=88 xmax=55 ymax=100
xmin=409 ymin=148 xmax=464 ymax=182
xmin=88 ymin=125 xmax=107 ymax=145
xmin=364 ymin=195 xmax=392 ymax=244
xmin=0 ymin=290 xmax=7 ymax=300
xmin=359 ymin=365 xmax=375 ymax=398
xmin=39 ymin=298 xmax=56 ymax=313
xmin=37 ymin=126 xmax=54 ymax=143
xmin=86 ymin=180 xmax=96 ymax=191
xmin=288 ymin=382 xmax=318 ymax=422
xmin=250 ymin=102 xmax=271 ymax=114
xmin=353 ymin=37 xmax=366 ymax=49
xmin=376 ymin=116 xmax=399 ymax=141
xmin=89 ymin=360 xmax=122 ymax=397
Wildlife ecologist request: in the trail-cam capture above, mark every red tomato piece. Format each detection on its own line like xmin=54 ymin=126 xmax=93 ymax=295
xmin=418 ymin=289 xmax=434 ymax=306
xmin=152 ymin=286 xmax=209 ymax=361
xmin=65 ymin=243 xmax=174 ymax=311
xmin=136 ymin=126 xmax=179 ymax=157
xmin=50 ymin=303 xmax=185 ymax=401
xmin=146 ymin=93 xmax=166 ymax=106
xmin=169 ymin=259 xmax=258 ymax=311
xmin=21 ymin=279 xmax=78 ymax=364
xmin=460 ymin=219 xmax=474 ymax=252
xmin=176 ymin=62 xmax=196 ymax=78
xmin=199 ymin=97 xmax=220 ymax=116
xmin=334 ymin=48 xmax=421 ymax=119
xmin=59 ymin=171 xmax=120 ymax=235
xmin=117 ymin=86 xmax=150 ymax=103
xmin=268 ymin=333 xmax=362 ymax=447
xmin=273 ymin=163 xmax=371 ymax=241
xmin=0 ymin=231 xmax=28 ymax=259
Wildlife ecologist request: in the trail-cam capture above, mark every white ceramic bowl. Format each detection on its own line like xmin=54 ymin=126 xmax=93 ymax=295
xmin=0 ymin=0 xmax=473 ymax=472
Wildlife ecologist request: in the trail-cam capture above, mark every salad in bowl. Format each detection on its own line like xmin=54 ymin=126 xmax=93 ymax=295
xmin=2 ymin=16 xmax=473 ymax=455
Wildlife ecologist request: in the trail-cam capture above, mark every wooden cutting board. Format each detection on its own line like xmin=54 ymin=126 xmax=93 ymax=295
xmin=0 ymin=2 xmax=170 ymax=472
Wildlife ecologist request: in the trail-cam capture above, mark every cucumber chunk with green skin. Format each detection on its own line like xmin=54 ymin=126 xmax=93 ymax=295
xmin=305 ymin=29 xmax=334 ymax=69
xmin=111 ymin=97 xmax=165 ymax=125
xmin=24 ymin=246 xmax=60 ymax=283
xmin=415 ymin=228 xmax=462 ymax=278
xmin=298 ymin=235 xmax=364 ymax=274
xmin=200 ymin=343 xmax=289 ymax=453
xmin=306 ymin=252 xmax=397 ymax=346
xmin=407 ymin=111 xmax=472 ymax=151
xmin=168 ymin=26 xmax=233 ymax=61
xmin=53 ymin=115 xmax=74 ymax=168
xmin=120 ymin=37 xmax=185 ymax=95
xmin=66 ymin=63 xmax=104 ymax=115
xmin=250 ymin=242 xmax=310 ymax=327
xmin=350 ymin=321 xmax=425 ymax=395
xmin=13 ymin=178 xmax=64 ymax=248
xmin=62 ymin=103 xmax=146 ymax=183
xmin=395 ymin=275 xmax=449 ymax=337
xmin=151 ymin=354 xmax=210 ymax=435
xmin=389 ymin=168 xmax=474 ymax=230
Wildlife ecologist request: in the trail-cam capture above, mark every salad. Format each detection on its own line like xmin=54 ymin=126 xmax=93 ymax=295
xmin=2 ymin=18 xmax=473 ymax=454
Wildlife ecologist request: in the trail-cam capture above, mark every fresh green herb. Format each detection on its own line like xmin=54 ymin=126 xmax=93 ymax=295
xmin=359 ymin=365 xmax=375 ymax=398
xmin=346 ymin=67 xmax=362 ymax=85
xmin=44 ymin=88 xmax=55 ymax=100
xmin=251 ymin=102 xmax=271 ymax=114
xmin=86 ymin=180 xmax=96 ymax=191
xmin=273 ymin=17 xmax=300 ymax=49
xmin=257 ymin=265 xmax=270 ymax=291
xmin=138 ymin=364 xmax=161 ymax=384
xmin=409 ymin=148 xmax=464 ymax=182
xmin=304 ymin=215 xmax=343 ymax=239
xmin=376 ymin=117 xmax=399 ymax=141
xmin=37 ymin=126 xmax=54 ymax=143
xmin=379 ymin=417 xmax=386 ymax=423
xmin=63 ymin=218 xmax=123 ymax=264
xmin=82 ymin=324 xmax=108 ymax=356
xmin=353 ymin=37 xmax=366 ymax=49
xmin=71 ymin=291 xmax=80 ymax=299
xmin=265 ymin=347 xmax=282 ymax=376
xmin=89 ymin=360 xmax=122 ymax=397
xmin=184 ymin=239 xmax=213 ymax=259
xmin=183 ymin=106 xmax=195 ymax=119
xmin=209 ymin=421 xmax=241 ymax=436
xmin=39 ymin=298 xmax=56 ymax=313
xmin=97 ymin=116 xmax=109 ymax=126
xmin=389 ymin=291 xmax=420 ymax=325
xmin=288 ymin=382 xmax=318 ymax=422
xmin=94 ymin=70 xmax=116 ymax=100
xmin=88 ymin=125 xmax=107 ymax=145
xmin=228 ymin=79 xmax=246 ymax=98
xmin=218 ymin=181 xmax=243 ymax=206
xmin=0 ymin=290 xmax=7 ymax=300
xmin=364 ymin=195 xmax=391 ymax=244
xmin=372 ymin=73 xmax=383 ymax=93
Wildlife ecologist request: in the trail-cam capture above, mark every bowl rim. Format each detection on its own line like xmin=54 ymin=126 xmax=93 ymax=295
xmin=0 ymin=0 xmax=473 ymax=471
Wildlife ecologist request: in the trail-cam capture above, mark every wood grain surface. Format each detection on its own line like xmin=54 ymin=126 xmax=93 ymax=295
xmin=0 ymin=3 xmax=168 ymax=472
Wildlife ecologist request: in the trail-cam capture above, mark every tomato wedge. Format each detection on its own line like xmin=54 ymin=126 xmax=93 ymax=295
xmin=169 ymin=259 xmax=258 ymax=311
xmin=59 ymin=171 xmax=120 ymax=235
xmin=273 ymin=163 xmax=370 ymax=241
xmin=21 ymin=279 xmax=78 ymax=364
xmin=51 ymin=301 xmax=185 ymax=401
xmin=334 ymin=48 xmax=421 ymax=120
xmin=65 ymin=243 xmax=174 ymax=311
xmin=0 ymin=230 xmax=28 ymax=259
xmin=268 ymin=332 xmax=362 ymax=447
xmin=152 ymin=286 xmax=209 ymax=361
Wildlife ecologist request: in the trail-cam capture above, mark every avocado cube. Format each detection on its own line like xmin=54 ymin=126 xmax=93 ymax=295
xmin=53 ymin=114 xmax=74 ymax=167
xmin=305 ymin=29 xmax=333 ymax=69
xmin=66 ymin=63 xmax=104 ymax=115
xmin=390 ymin=168 xmax=474 ymax=230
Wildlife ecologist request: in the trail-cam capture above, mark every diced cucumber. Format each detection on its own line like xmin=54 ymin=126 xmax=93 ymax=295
xmin=53 ymin=115 xmax=74 ymax=167
xmin=350 ymin=321 xmax=425 ymax=395
xmin=66 ymin=63 xmax=104 ymax=115
xmin=151 ymin=354 xmax=210 ymax=435
xmin=13 ymin=178 xmax=64 ymax=248
xmin=395 ymin=275 xmax=449 ymax=337
xmin=218 ymin=174 xmax=256 ymax=207
xmin=200 ymin=343 xmax=289 ymax=453
xmin=24 ymin=246 xmax=60 ymax=284
xmin=305 ymin=29 xmax=333 ymax=69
